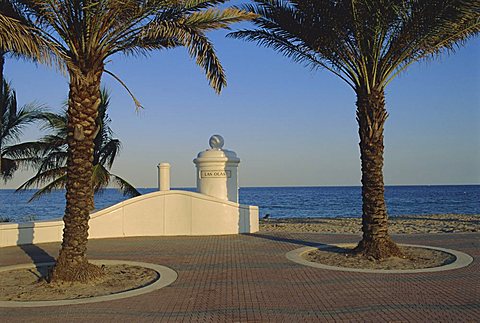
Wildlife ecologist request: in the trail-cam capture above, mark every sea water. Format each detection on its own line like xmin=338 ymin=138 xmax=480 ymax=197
xmin=0 ymin=185 xmax=478 ymax=223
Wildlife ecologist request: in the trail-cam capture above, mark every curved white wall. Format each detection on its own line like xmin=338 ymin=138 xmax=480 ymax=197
xmin=0 ymin=190 xmax=259 ymax=247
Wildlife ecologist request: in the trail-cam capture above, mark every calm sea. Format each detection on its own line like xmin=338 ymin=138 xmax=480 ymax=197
xmin=0 ymin=185 xmax=479 ymax=223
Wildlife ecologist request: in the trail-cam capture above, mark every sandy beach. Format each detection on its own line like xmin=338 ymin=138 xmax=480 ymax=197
xmin=260 ymin=214 xmax=480 ymax=234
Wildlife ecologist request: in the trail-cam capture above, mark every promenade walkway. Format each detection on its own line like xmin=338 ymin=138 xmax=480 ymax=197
xmin=0 ymin=232 xmax=478 ymax=322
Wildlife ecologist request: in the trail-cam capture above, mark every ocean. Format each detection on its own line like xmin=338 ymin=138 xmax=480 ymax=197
xmin=0 ymin=185 xmax=479 ymax=223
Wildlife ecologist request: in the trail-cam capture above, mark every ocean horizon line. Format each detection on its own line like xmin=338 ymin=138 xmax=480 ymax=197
xmin=2 ymin=183 xmax=480 ymax=191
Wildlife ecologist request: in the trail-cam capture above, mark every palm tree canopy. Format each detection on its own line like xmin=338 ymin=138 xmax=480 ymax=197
xmin=0 ymin=79 xmax=44 ymax=180
xmin=0 ymin=0 xmax=56 ymax=65
xmin=12 ymin=0 xmax=257 ymax=95
xmin=9 ymin=88 xmax=141 ymax=200
xmin=229 ymin=0 xmax=479 ymax=93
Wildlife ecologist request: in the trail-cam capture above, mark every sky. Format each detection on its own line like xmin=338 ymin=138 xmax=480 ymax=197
xmin=2 ymin=12 xmax=479 ymax=189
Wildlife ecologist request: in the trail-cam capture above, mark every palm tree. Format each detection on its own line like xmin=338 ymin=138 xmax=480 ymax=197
xmin=1 ymin=79 xmax=43 ymax=181
xmin=8 ymin=0 xmax=255 ymax=282
xmin=11 ymin=89 xmax=140 ymax=207
xmin=229 ymin=0 xmax=479 ymax=259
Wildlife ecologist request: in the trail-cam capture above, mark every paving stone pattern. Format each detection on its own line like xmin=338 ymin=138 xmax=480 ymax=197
xmin=0 ymin=232 xmax=479 ymax=322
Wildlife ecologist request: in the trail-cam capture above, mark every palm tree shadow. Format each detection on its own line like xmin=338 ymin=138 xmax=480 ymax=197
xmin=245 ymin=232 xmax=327 ymax=247
xmin=17 ymin=223 xmax=55 ymax=279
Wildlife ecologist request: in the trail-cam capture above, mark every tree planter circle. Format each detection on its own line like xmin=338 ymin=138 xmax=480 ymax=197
xmin=0 ymin=260 xmax=177 ymax=307
xmin=286 ymin=243 xmax=473 ymax=274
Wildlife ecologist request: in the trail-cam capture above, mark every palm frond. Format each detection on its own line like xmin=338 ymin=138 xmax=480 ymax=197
xmin=1 ymin=103 xmax=46 ymax=143
xmin=37 ymin=111 xmax=67 ymax=132
xmin=380 ymin=0 xmax=480 ymax=87
xmin=2 ymin=141 xmax=51 ymax=164
xmin=36 ymin=150 xmax=68 ymax=173
xmin=0 ymin=9 xmax=43 ymax=59
xmin=1 ymin=78 xmax=47 ymax=180
xmin=92 ymin=163 xmax=111 ymax=193
xmin=26 ymin=174 xmax=67 ymax=202
xmin=1 ymin=80 xmax=46 ymax=140
xmin=139 ymin=19 xmax=229 ymax=92
xmin=0 ymin=0 xmax=62 ymax=69
xmin=98 ymin=139 xmax=121 ymax=169
xmin=119 ymin=4 xmax=256 ymax=93
xmin=228 ymin=0 xmax=360 ymax=88
xmin=111 ymin=174 xmax=141 ymax=197
xmin=17 ymin=166 xmax=67 ymax=191
xmin=231 ymin=0 xmax=479 ymax=92
xmin=0 ymin=157 xmax=17 ymax=181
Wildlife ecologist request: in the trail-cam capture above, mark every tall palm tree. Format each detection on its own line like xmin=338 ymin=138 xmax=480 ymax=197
xmin=10 ymin=89 xmax=140 ymax=207
xmin=1 ymin=79 xmax=43 ymax=180
xmin=229 ymin=0 xmax=479 ymax=259
xmin=9 ymin=0 xmax=255 ymax=282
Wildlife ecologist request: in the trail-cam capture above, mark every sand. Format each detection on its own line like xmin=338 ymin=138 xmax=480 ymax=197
xmin=260 ymin=214 xmax=479 ymax=234
xmin=305 ymin=245 xmax=455 ymax=270
xmin=0 ymin=264 xmax=158 ymax=301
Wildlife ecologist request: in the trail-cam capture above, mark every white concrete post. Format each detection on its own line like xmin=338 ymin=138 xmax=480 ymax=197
xmin=193 ymin=135 xmax=240 ymax=202
xmin=158 ymin=163 xmax=171 ymax=191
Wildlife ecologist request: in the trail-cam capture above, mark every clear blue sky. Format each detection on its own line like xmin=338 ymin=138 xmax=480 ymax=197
xmin=2 ymin=14 xmax=479 ymax=189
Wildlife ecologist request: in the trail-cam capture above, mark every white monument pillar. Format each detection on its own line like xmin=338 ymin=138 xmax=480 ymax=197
xmin=157 ymin=162 xmax=171 ymax=191
xmin=193 ymin=135 xmax=240 ymax=202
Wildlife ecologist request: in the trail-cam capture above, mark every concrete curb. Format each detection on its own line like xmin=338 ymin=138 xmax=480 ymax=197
xmin=0 ymin=260 xmax=178 ymax=308
xmin=286 ymin=243 xmax=474 ymax=274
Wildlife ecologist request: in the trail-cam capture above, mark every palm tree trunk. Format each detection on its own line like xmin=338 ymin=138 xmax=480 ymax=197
xmin=50 ymin=69 xmax=103 ymax=282
xmin=0 ymin=50 xmax=5 ymax=91
xmin=0 ymin=50 xmax=4 ymax=86
xmin=88 ymin=195 xmax=95 ymax=211
xmin=0 ymin=51 xmax=4 ymax=173
xmin=354 ymin=88 xmax=403 ymax=260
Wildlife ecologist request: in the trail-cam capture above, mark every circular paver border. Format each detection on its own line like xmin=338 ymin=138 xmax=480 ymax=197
xmin=286 ymin=243 xmax=473 ymax=274
xmin=0 ymin=259 xmax=178 ymax=307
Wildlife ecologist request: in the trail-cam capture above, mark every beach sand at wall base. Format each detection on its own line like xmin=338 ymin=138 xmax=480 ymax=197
xmin=260 ymin=214 xmax=479 ymax=234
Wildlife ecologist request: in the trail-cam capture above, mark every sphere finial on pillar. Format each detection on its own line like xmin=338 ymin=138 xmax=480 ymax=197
xmin=209 ymin=134 xmax=224 ymax=150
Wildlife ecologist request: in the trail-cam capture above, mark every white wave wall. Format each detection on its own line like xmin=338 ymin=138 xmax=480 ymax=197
xmin=0 ymin=190 xmax=259 ymax=247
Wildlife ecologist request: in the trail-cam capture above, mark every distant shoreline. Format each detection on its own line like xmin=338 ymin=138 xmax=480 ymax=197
xmin=1 ymin=183 xmax=480 ymax=190
xmin=260 ymin=214 xmax=480 ymax=234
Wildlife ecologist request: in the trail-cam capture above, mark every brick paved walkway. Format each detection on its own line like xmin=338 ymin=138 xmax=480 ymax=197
xmin=0 ymin=232 xmax=479 ymax=322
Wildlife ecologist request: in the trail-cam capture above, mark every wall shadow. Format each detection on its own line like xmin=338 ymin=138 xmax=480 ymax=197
xmin=238 ymin=207 xmax=249 ymax=233
xmin=245 ymin=232 xmax=326 ymax=247
xmin=17 ymin=223 xmax=55 ymax=277
xmin=238 ymin=208 xmax=243 ymax=233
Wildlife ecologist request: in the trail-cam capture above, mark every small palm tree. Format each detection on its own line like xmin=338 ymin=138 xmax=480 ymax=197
xmin=230 ymin=0 xmax=479 ymax=259
xmin=1 ymin=0 xmax=54 ymax=173
xmin=11 ymin=89 xmax=140 ymax=207
xmin=1 ymin=79 xmax=43 ymax=181
xmin=7 ymin=0 xmax=255 ymax=282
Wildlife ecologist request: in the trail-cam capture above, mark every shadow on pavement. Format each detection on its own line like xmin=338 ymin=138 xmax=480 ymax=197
xmin=245 ymin=232 xmax=326 ymax=247
xmin=17 ymin=224 xmax=56 ymax=278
